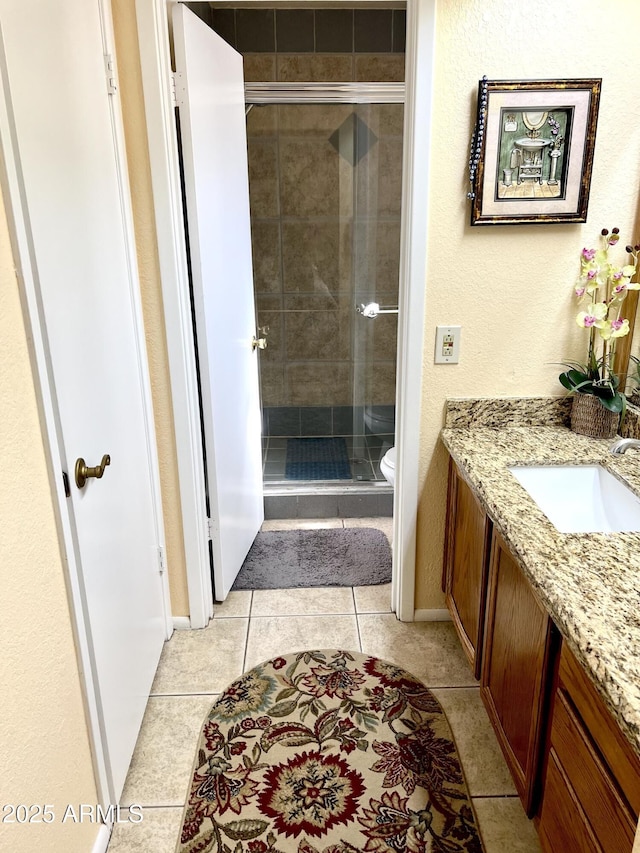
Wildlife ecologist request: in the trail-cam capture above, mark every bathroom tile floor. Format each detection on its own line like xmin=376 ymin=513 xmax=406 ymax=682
xmin=107 ymin=517 xmax=541 ymax=853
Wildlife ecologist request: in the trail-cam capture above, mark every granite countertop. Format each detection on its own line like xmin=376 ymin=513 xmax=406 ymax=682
xmin=440 ymin=398 xmax=640 ymax=755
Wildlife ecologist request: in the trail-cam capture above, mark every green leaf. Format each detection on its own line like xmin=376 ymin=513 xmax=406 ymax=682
xmin=598 ymin=394 xmax=624 ymax=413
xmin=314 ymin=709 xmax=339 ymax=742
xmin=275 ymin=687 xmax=297 ymax=702
xmin=268 ymin=698 xmax=299 ymax=717
xmin=219 ymin=819 xmax=269 ymax=842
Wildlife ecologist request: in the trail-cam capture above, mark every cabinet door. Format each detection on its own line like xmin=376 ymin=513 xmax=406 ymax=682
xmin=481 ymin=531 xmax=557 ymax=816
xmin=538 ymin=644 xmax=640 ymax=853
xmin=443 ymin=459 xmax=492 ymax=677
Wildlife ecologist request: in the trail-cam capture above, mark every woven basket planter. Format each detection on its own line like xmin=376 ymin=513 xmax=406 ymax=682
xmin=570 ymin=393 xmax=619 ymax=439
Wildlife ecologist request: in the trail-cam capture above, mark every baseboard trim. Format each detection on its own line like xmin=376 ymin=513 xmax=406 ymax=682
xmin=173 ymin=616 xmax=191 ymax=631
xmin=91 ymin=824 xmax=111 ymax=853
xmin=413 ymin=608 xmax=452 ymax=622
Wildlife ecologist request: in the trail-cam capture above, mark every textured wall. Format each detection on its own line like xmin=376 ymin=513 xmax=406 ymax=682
xmin=0 ymin=196 xmax=98 ymax=849
xmin=112 ymin=0 xmax=190 ymax=617
xmin=415 ymin=0 xmax=640 ymax=610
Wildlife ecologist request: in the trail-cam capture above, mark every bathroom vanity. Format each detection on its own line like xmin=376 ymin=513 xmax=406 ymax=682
xmin=440 ymin=399 xmax=640 ymax=851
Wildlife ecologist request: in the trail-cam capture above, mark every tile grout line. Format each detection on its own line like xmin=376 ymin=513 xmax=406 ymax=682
xmin=241 ymin=608 xmax=252 ymax=674
xmin=470 ymin=794 xmax=523 ymax=800
xmin=354 ymin=592 xmax=364 ymax=654
xmin=249 ymin=611 xmax=357 ymax=618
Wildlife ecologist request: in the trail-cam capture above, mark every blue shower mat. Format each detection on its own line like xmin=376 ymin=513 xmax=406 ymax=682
xmin=285 ymin=437 xmax=352 ymax=480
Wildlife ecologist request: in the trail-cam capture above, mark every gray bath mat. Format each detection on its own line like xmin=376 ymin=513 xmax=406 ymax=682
xmin=231 ymin=527 xmax=392 ymax=590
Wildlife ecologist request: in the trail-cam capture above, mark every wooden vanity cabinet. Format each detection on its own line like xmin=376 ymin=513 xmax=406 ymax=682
xmin=537 ymin=644 xmax=640 ymax=852
xmin=442 ymin=459 xmax=492 ymax=678
xmin=442 ymin=452 xmax=640 ymax=842
xmin=480 ymin=530 xmax=559 ymax=817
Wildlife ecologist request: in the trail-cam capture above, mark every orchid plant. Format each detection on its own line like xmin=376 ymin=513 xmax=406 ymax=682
xmin=559 ymin=228 xmax=639 ymax=414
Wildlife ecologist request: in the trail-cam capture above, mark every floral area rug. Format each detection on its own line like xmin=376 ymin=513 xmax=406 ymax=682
xmin=176 ymin=650 xmax=483 ymax=853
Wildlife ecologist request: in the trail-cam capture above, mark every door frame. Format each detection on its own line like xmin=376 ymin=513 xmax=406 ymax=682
xmin=0 ymin=0 xmax=173 ymax=806
xmin=135 ymin=0 xmax=436 ymax=623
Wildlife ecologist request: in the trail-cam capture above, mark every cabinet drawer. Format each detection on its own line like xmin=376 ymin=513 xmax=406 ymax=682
xmin=538 ymin=749 xmax=601 ymax=852
xmin=558 ymin=645 xmax=640 ymax=817
xmin=550 ymin=690 xmax=636 ymax=851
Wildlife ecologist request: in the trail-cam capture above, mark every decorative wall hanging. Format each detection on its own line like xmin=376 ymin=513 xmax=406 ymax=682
xmin=468 ymin=78 xmax=601 ymax=226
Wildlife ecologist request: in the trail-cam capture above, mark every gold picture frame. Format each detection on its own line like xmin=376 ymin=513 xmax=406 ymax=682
xmin=469 ymin=78 xmax=601 ymax=226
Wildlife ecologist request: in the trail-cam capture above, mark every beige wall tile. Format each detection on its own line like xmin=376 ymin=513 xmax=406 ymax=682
xmin=255 ymin=309 xmax=283 ymax=363
xmin=279 ymin=139 xmax=340 ymax=217
xmin=248 ymin=140 xmax=279 ymax=217
xmin=356 ymin=139 xmax=403 ymax=217
xmin=277 ymin=54 xmax=354 ymax=82
xmin=354 ymin=221 xmax=401 ymax=297
xmin=285 ymin=293 xmax=351 ymax=312
xmin=472 ymin=797 xmax=542 ymax=853
xmin=260 ymin=363 xmax=286 ymax=406
xmin=432 ymin=687 xmax=517 ymax=796
xmin=374 ymin=220 xmax=402 ymax=292
xmin=357 ymin=616 xmax=477 ymax=687
xmin=285 ymin=307 xmax=351 ymax=361
xmin=244 ymin=614 xmax=360 ymax=670
xmin=246 ymin=103 xmax=278 ymax=137
xmin=282 ymin=220 xmax=352 ymax=294
xmin=358 ymin=103 xmax=404 ymax=138
xmin=370 ymin=361 xmax=397 ymax=404
xmin=243 ymin=53 xmax=276 ymax=82
xmin=256 ymin=294 xmax=282 ymax=312
xmin=251 ymin=220 xmax=282 ymax=294
xmin=286 ymin=362 xmax=352 ymax=405
xmin=251 ymin=587 xmax=355 ymax=617
xmin=278 ymin=103 xmax=353 ymax=135
xmin=371 ymin=313 xmax=398 ymax=362
xmin=355 ymin=54 xmax=406 ymax=82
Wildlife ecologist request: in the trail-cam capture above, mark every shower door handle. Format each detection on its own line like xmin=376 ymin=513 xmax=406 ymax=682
xmin=252 ymin=325 xmax=269 ymax=350
xmin=357 ymin=302 xmax=399 ymax=319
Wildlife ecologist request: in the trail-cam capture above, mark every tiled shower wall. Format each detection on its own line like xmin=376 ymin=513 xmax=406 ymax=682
xmin=189 ymin=5 xmax=405 ymax=413
xmin=248 ymin=101 xmax=403 ymax=411
xmin=196 ymin=6 xmax=406 ymax=83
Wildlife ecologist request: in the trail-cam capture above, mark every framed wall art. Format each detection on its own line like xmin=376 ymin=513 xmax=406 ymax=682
xmin=468 ymin=78 xmax=601 ymax=226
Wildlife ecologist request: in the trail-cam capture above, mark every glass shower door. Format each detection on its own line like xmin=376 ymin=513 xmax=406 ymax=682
xmin=352 ymin=103 xmax=403 ymax=481
xmin=246 ymin=101 xmax=403 ymax=485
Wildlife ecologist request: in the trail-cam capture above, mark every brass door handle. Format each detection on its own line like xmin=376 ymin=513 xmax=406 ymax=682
xmin=75 ymin=454 xmax=111 ymax=489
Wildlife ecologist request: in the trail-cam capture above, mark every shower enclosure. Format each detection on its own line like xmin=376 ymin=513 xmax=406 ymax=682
xmin=246 ymin=83 xmax=404 ymax=488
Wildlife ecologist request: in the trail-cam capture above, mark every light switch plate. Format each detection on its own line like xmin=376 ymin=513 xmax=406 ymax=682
xmin=435 ymin=325 xmax=461 ymax=364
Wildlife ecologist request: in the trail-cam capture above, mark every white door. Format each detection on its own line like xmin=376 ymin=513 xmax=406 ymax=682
xmin=0 ymin=0 xmax=167 ymax=801
xmin=173 ymin=5 xmax=264 ymax=601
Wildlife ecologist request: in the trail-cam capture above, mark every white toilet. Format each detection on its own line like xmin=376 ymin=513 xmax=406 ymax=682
xmin=380 ymin=446 xmax=396 ymax=487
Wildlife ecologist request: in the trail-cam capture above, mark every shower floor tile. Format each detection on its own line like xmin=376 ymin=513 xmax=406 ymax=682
xmin=262 ymin=434 xmax=386 ymax=483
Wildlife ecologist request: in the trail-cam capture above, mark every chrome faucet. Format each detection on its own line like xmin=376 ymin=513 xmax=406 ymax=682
xmin=610 ymin=438 xmax=640 ymax=455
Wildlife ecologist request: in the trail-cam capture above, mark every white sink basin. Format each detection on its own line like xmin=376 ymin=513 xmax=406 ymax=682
xmin=508 ymin=465 xmax=640 ymax=533
xmin=514 ymin=137 xmax=551 ymax=150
